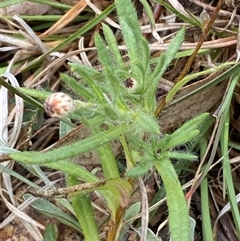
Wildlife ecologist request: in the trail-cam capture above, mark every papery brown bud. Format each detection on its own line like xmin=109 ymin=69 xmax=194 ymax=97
xmin=44 ymin=92 xmax=75 ymax=118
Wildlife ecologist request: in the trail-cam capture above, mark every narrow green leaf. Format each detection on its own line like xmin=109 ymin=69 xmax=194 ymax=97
xmin=145 ymin=28 xmax=185 ymax=112
xmin=124 ymin=202 xmax=141 ymax=221
xmin=170 ymin=113 xmax=209 ymax=138
xmin=24 ymin=194 xmax=81 ymax=232
xmin=19 ymin=87 xmax=50 ymax=100
xmin=59 ymin=120 xmax=73 ymax=138
xmin=10 ymin=124 xmax=130 ymax=164
xmin=117 ymin=202 xmax=141 ymax=240
xmin=44 ymin=160 xmax=100 ymax=182
xmin=94 ymin=34 xmax=122 ymax=101
xmin=166 ymin=152 xmax=197 ymax=160
xmin=126 ymin=161 xmax=152 ymax=178
xmin=137 ymin=228 xmax=160 ymax=241
xmin=151 ymin=27 xmax=185 ymax=86
xmin=69 ymin=63 xmax=106 ymax=103
xmin=115 ymin=0 xmax=148 ymax=79
xmin=115 ymin=0 xmax=143 ymax=63
xmin=189 ymin=217 xmax=196 ymax=241
xmin=97 ymin=143 xmax=120 ymax=179
xmin=94 ymin=34 xmax=116 ymax=72
xmin=135 ymin=111 xmax=160 ymax=134
xmin=102 ymin=23 xmax=125 ymax=69
xmin=221 ymin=107 xmax=240 ymax=237
xmin=170 ymin=217 xmax=196 ymax=241
xmin=157 ymin=113 xmax=210 ymax=150
xmin=200 ymin=139 xmax=214 ymax=241
xmin=0 ymin=164 xmax=39 ymax=189
xmin=72 ymin=194 xmax=100 ymax=241
xmin=43 ymin=223 xmax=58 ymax=241
xmin=61 ymin=73 xmax=94 ymax=100
xmin=0 ymin=0 xmax=25 ymax=8
xmin=67 ymin=175 xmax=100 ymax=241
xmin=162 ymin=130 xmax=199 ymax=149
xmin=140 ymin=37 xmax=151 ymax=72
xmin=155 ymin=158 xmax=190 ymax=241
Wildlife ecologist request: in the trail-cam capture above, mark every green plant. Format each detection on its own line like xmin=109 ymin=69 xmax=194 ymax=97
xmin=7 ymin=0 xmax=212 ymax=240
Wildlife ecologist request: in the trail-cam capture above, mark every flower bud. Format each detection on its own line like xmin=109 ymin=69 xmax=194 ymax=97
xmin=124 ymin=77 xmax=138 ymax=92
xmin=44 ymin=92 xmax=75 ymax=118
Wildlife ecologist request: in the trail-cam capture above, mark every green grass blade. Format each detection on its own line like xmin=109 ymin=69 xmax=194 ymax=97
xmin=200 ymin=139 xmax=214 ymax=241
xmin=37 ymin=4 xmax=115 ymax=59
xmin=0 ymin=164 xmax=39 ymax=189
xmin=221 ymin=108 xmax=240 ymax=238
xmin=0 ymin=76 xmax=43 ymax=109
xmin=167 ymin=62 xmax=240 ymax=108
xmin=166 ymin=61 xmax=235 ymax=104
xmin=154 ymin=0 xmax=200 ymax=26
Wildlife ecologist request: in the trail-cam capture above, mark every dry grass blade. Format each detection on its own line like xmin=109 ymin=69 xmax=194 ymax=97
xmin=39 ymin=0 xmax=88 ymax=38
xmin=0 ymin=33 xmax=33 ymax=49
xmin=149 ymin=35 xmax=237 ymax=50
xmin=158 ymin=73 xmax=228 ymax=132
xmin=155 ymin=0 xmax=225 ymax=117
xmin=138 ymin=177 xmax=149 ymax=241
xmin=0 ymin=194 xmax=45 ymax=230
xmin=85 ymin=0 xmax=120 ymax=29
xmin=13 ymin=15 xmax=48 ymax=53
